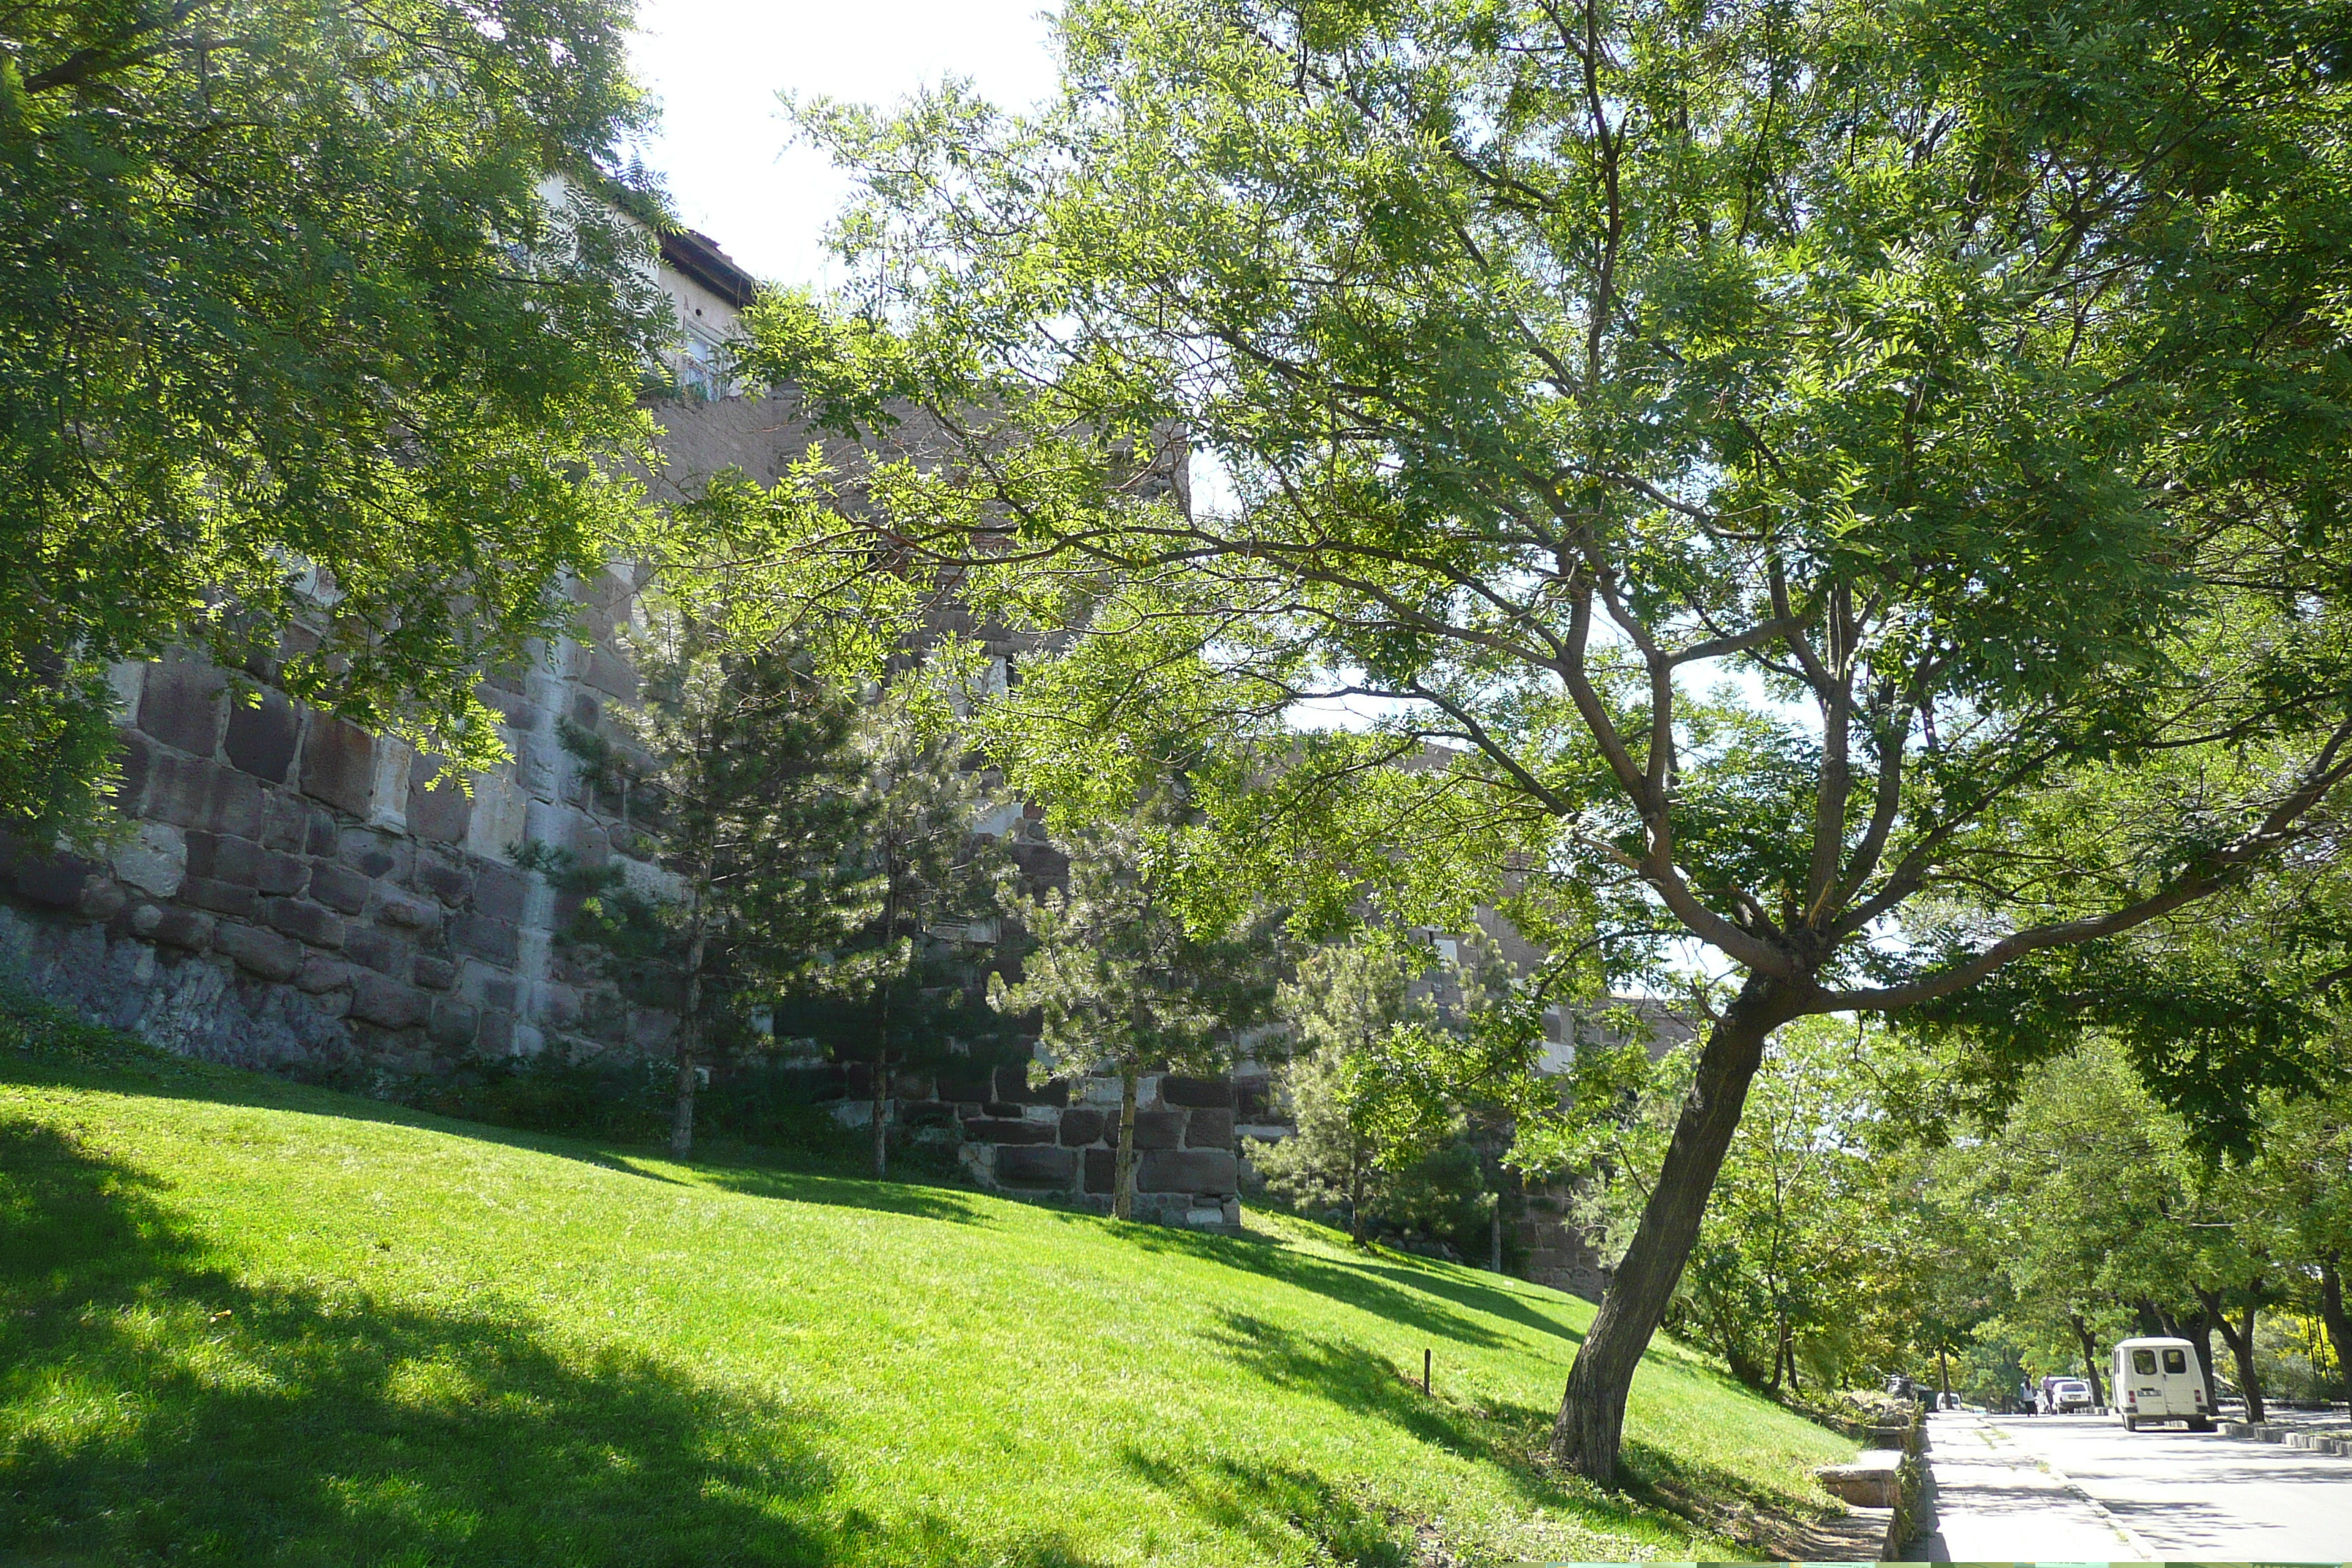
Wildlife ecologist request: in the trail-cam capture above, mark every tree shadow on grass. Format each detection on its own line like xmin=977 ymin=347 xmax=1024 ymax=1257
xmin=1346 ymin=1260 xmax=1589 ymax=1352
xmin=681 ymin=1161 xmax=994 ymax=1227
xmin=0 ymin=1120 xmax=1077 ymax=1568
xmin=1616 ymin=1433 xmax=1847 ymax=1553
xmin=1 ymin=1040 xmax=992 ymax=1229
xmin=1116 ymin=1447 xmax=1420 ymax=1567
xmin=1041 ymin=1213 xmax=1516 ymax=1351
xmin=1193 ymin=1311 xmax=1727 ymax=1552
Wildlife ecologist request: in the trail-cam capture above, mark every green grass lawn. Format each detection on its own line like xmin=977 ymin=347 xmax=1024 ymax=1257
xmin=1 ymin=1003 xmax=1857 ymax=1567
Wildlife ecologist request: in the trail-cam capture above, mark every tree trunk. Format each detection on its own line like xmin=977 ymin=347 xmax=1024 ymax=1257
xmin=1348 ymin=1129 xmax=1365 ymax=1245
xmin=1490 ymin=1207 xmax=1503 ymax=1273
xmin=871 ymin=1046 xmax=890 ymax=1179
xmin=1552 ymin=973 xmax=1795 ymax=1486
xmin=1114 ymin=1063 xmax=1138 ymax=1222
xmin=2134 ymin=1300 xmax=2166 ymax=1339
xmin=2070 ymin=1313 xmax=2106 ymax=1408
xmin=2176 ymin=1305 xmax=2223 ymax=1411
xmin=2197 ymin=1285 xmax=2266 ymax=1423
xmin=669 ymin=902 xmax=709 ymax=1158
xmin=2320 ymin=1254 xmax=2352 ymax=1401
xmin=1937 ymin=1343 xmax=1950 ymax=1401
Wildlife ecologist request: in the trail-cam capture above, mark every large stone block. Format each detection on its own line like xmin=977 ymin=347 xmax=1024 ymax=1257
xmin=472 ymin=863 xmax=527 ymax=924
xmin=934 ymin=1067 xmax=994 ymax=1103
xmin=373 ymin=886 xmax=442 ymax=935
xmin=429 ymin=998 xmax=480 ymax=1047
xmin=307 ymin=862 xmax=371 ymax=915
xmin=960 ymin=1117 xmax=1056 ymax=1146
xmin=222 ymin=689 xmax=300 ymax=783
xmin=1128 ymin=1109 xmax=1185 ymax=1151
xmin=464 ymin=772 xmax=529 ymax=862
xmin=265 ymin=897 xmax=343 ymax=949
xmin=992 ymin=1063 xmax=1068 ymax=1107
xmin=412 ymin=954 xmax=456 ymax=992
xmin=412 ymin=851 xmax=472 ymax=905
xmin=146 ymin=754 xmax=263 ymax=838
xmin=459 ymin=963 xmax=519 ymax=1012
xmin=995 ymin=1146 xmax=1076 ymax=1188
xmin=1136 ymin=1149 xmax=1240 ymax=1194
xmin=1058 ymin=1108 xmax=1107 ymax=1147
xmin=342 ymin=925 xmax=409 ymax=976
xmin=113 ymin=730 xmax=154 ymax=814
xmin=301 ymin=717 xmax=375 ymax=816
xmin=449 ymin=913 xmax=519 ymax=965
xmin=108 ymin=823 xmax=186 ymax=900
xmin=350 ymin=973 xmax=428 ymax=1029
xmin=584 ymin=644 xmax=640 ymax=701
xmin=294 ymin=954 xmax=350 ymax=994
xmin=12 ymin=851 xmax=93 ymax=909
xmin=1185 ymin=1107 xmax=1237 ymax=1148
xmin=130 ymin=902 xmax=214 ymax=951
xmin=138 ymin=657 xmax=225 ymax=755
xmin=75 ymin=875 xmax=128 ymax=923
xmin=337 ymin=828 xmax=407 ymax=881
xmin=214 ymin=921 xmax=304 ymax=981
xmin=178 ymin=875 xmax=261 ymax=921
xmin=186 ymin=833 xmax=308 ymax=896
xmin=1083 ymin=1147 xmax=1117 ymax=1195
xmin=405 ymin=759 xmax=472 ymax=844
xmin=1161 ymin=1074 xmax=1235 ymax=1109
xmin=257 ymin=790 xmax=312 ymax=853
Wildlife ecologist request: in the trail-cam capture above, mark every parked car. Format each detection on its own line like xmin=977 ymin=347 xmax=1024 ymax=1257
xmin=2111 ymin=1337 xmax=2214 ymax=1431
xmin=2043 ymin=1376 xmax=2095 ymax=1414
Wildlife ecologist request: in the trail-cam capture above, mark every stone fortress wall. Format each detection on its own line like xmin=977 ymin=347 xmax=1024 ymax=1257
xmin=0 ymin=383 xmax=1251 ymax=1229
xmin=0 ymin=212 xmax=1673 ymax=1252
xmin=0 ymin=562 xmax=680 ymax=1085
xmin=0 ymin=219 xmax=1253 ymax=1229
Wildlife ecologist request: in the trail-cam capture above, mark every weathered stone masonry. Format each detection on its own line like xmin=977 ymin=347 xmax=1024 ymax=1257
xmin=0 ymin=565 xmax=674 ymax=1083
xmin=0 ymin=220 xmax=1244 ymax=1232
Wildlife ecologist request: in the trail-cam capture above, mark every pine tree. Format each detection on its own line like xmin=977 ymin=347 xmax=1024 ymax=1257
xmin=528 ymin=619 xmax=867 ymax=1156
xmin=991 ymin=810 xmax=1284 ymax=1221
xmin=770 ymin=686 xmax=1025 ymax=1177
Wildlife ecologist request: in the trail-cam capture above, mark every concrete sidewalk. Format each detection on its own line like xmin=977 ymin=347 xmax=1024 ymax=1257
xmin=1910 ymin=1414 xmax=2147 ymax=1562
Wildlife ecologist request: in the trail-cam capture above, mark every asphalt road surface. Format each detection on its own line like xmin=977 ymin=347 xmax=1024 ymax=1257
xmin=1916 ymin=1410 xmax=2352 ymax=1561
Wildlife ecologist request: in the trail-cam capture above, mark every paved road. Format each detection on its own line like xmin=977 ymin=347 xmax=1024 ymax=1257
xmin=1916 ymin=1410 xmax=2352 ymax=1561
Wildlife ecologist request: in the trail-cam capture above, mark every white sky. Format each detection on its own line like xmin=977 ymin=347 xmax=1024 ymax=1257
xmin=627 ymin=0 xmax=1063 ymax=287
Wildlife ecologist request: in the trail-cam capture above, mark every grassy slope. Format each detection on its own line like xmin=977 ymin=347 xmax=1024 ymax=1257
xmin=1 ymin=1011 xmax=1855 ymax=1567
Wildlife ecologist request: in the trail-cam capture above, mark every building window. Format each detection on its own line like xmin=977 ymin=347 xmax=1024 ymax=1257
xmin=677 ymin=332 xmax=728 ymax=401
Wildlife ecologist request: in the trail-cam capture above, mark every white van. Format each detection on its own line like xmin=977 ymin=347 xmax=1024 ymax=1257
xmin=2111 ymin=1337 xmax=2212 ymax=1431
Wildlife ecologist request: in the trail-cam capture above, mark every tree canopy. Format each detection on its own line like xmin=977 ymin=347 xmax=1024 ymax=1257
xmin=2 ymin=0 xmax=666 ymax=835
xmin=750 ymin=0 xmax=2352 ymax=1481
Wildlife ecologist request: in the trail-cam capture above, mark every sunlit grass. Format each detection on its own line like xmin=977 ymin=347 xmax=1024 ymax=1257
xmin=1 ymin=1006 xmax=1855 ymax=1564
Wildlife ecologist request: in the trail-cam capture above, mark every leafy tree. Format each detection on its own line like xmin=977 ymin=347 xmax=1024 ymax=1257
xmin=990 ymin=807 xmax=1285 ymax=1220
xmin=529 ymin=614 xmax=868 ymax=1156
xmin=1256 ymin=931 xmax=1526 ymax=1253
xmin=1256 ymin=936 xmax=1431 ymax=1243
xmin=1558 ymin=1014 xmax=1934 ymax=1394
xmin=3 ymin=0 xmax=667 ymax=837
xmin=770 ymin=685 xmax=1025 ymax=1177
xmin=754 ymin=0 xmax=2352 ymax=1480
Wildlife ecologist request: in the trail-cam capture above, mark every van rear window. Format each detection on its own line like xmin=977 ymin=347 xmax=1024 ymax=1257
xmin=2163 ymin=1349 xmax=2187 ymax=1374
xmin=2133 ymin=1349 xmax=2157 ymax=1375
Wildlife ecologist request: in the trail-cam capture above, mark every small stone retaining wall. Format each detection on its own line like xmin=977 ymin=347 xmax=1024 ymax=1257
xmin=816 ymin=1062 xmax=1250 ymax=1228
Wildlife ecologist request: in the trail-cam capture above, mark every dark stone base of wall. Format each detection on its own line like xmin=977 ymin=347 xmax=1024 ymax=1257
xmin=1 ymin=901 xmax=376 ymax=1077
